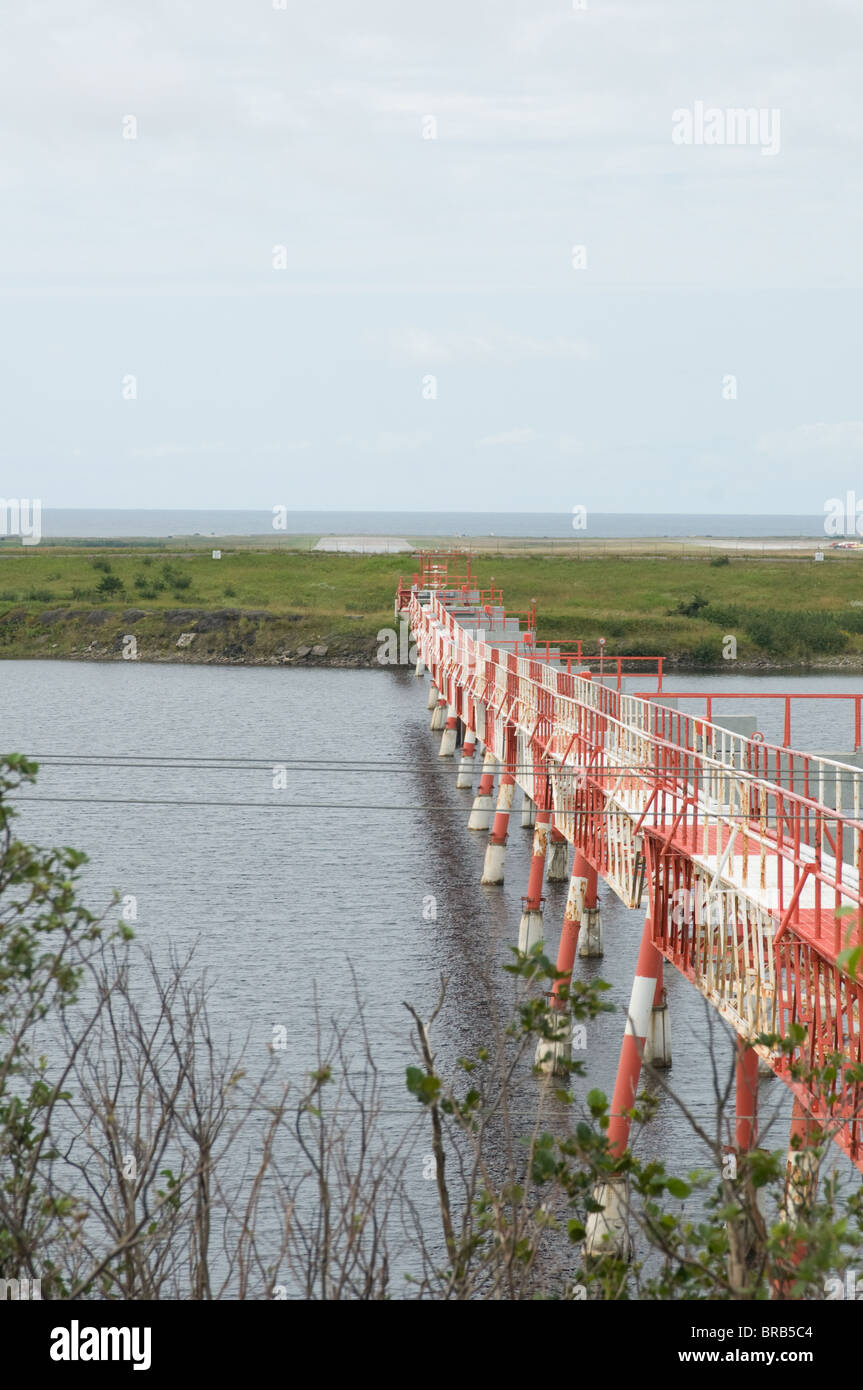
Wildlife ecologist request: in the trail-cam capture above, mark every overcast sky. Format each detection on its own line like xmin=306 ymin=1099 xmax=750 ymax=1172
xmin=1 ymin=0 xmax=861 ymax=514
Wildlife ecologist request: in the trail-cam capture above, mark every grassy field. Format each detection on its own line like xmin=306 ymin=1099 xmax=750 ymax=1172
xmin=0 ymin=546 xmax=862 ymax=667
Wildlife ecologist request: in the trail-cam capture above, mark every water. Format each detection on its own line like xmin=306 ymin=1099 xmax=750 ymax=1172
xmin=2 ymin=662 xmax=860 ymax=1288
xmin=23 ymin=508 xmax=832 ymax=541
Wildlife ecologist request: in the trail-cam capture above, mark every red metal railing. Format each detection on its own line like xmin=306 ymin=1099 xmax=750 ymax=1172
xmin=635 ymin=690 xmax=863 ymax=752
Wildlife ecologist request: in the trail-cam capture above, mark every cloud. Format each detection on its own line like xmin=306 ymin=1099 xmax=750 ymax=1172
xmin=353 ymin=431 xmax=433 ymax=454
xmin=389 ymin=327 xmax=598 ymax=366
xmin=480 ymin=428 xmax=541 ymax=447
xmin=128 ymin=442 xmax=226 ymax=458
xmin=756 ymin=422 xmax=863 ymax=458
xmin=480 ymin=429 xmax=585 ymax=453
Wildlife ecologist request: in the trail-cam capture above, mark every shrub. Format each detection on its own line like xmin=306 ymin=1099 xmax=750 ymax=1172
xmin=709 ymin=555 xmax=730 ymax=567
xmin=91 ymin=557 xmax=112 ymax=574
xmin=672 ymin=594 xmax=709 ymax=618
xmin=701 ymin=603 xmax=741 ymax=627
xmin=134 ymin=573 xmax=165 ymax=594
xmin=689 ymin=637 xmax=722 ymax=665
xmin=25 ymin=588 xmax=53 ymax=602
xmin=96 ymin=574 xmax=124 ymax=598
xmin=744 ymin=609 xmax=847 ymax=657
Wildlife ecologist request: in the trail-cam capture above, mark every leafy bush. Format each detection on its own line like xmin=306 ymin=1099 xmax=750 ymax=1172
xmin=709 ymin=555 xmax=730 ymax=567
xmin=689 ymin=637 xmax=723 ymax=664
xmin=0 ymin=590 xmax=18 ymax=602
xmin=25 ymin=588 xmax=53 ymax=602
xmin=96 ymin=574 xmax=124 ymax=598
xmin=160 ymin=563 xmax=191 ymax=592
xmin=134 ymin=573 xmax=165 ymax=594
xmin=91 ymin=557 xmax=112 ymax=574
xmin=840 ymin=608 xmax=863 ymax=634
xmin=671 ymin=594 xmax=709 ymax=618
xmin=744 ymin=609 xmax=847 ymax=657
xmin=701 ymin=603 xmax=741 ymax=627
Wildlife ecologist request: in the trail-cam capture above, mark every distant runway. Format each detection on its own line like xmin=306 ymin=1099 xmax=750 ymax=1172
xmin=313 ymin=535 xmax=413 ymax=553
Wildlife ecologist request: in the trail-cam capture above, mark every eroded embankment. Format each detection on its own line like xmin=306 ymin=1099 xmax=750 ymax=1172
xmin=1 ymin=604 xmax=863 ymax=673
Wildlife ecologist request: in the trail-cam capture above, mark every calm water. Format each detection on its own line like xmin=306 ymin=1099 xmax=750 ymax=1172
xmin=3 ymin=662 xmax=862 ymax=1284
xmin=32 ymin=508 xmax=828 ymax=540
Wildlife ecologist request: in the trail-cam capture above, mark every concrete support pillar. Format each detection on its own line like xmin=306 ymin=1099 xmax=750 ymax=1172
xmin=518 ymin=810 xmax=550 ymax=952
xmin=782 ymin=1098 xmax=821 ymax=1227
xmin=578 ymin=863 xmax=603 ymax=957
xmin=468 ymin=750 xmax=496 ymax=831
xmin=536 ymin=864 xmax=587 ymax=1075
xmin=521 ymin=794 xmax=536 ymax=829
xmin=456 ymin=731 xmax=477 ymax=788
xmin=586 ymin=905 xmax=660 ymax=1258
xmin=546 ymin=824 xmax=569 ymax=882
xmin=584 ymin=1176 xmax=633 ymax=1261
xmin=481 ymin=773 xmax=515 ymax=884
xmin=414 ymin=654 xmax=425 ymax=677
xmin=430 ymin=694 xmax=447 ymax=731
xmin=427 ymin=681 xmax=438 ymax=711
xmin=642 ymin=956 xmax=671 ymax=1069
xmin=439 ymin=704 xmax=459 ymax=757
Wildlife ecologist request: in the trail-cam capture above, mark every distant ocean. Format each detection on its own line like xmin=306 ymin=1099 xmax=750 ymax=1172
xmin=31 ymin=510 xmax=827 ymax=540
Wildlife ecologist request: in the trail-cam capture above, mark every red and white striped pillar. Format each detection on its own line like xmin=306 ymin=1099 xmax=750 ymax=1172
xmin=782 ymin=1097 xmax=821 ymax=1226
xmin=481 ymin=769 xmax=516 ymax=884
xmin=430 ymin=690 xmax=448 ymax=731
xmin=643 ymin=955 xmax=671 ymax=1068
xmin=536 ymin=856 xmax=588 ymax=1075
xmin=439 ymin=704 xmax=459 ymax=757
xmin=518 ymin=809 xmax=551 ymax=952
xmin=468 ymin=749 xmax=496 ymax=830
xmin=585 ymin=904 xmax=661 ymax=1258
xmin=456 ymin=720 xmax=477 ymax=788
xmin=546 ymin=822 xmax=569 ymax=881
xmin=578 ymin=862 xmax=603 ymax=957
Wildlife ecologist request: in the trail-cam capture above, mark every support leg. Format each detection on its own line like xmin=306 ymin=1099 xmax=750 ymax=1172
xmin=430 ymin=693 xmax=447 ymax=731
xmin=468 ymin=750 xmax=496 ymax=831
xmin=456 ymin=730 xmax=477 ymax=788
xmin=546 ymin=824 xmax=569 ymax=882
xmin=578 ymin=863 xmax=603 ymax=957
xmin=481 ymin=772 xmax=515 ymax=884
xmin=585 ymin=907 xmax=660 ymax=1259
xmin=535 ymin=862 xmax=587 ymax=1074
xmin=439 ymin=704 xmax=458 ymax=756
xmin=643 ymin=956 xmax=671 ymax=1068
xmin=518 ymin=810 xmax=550 ymax=952
xmin=783 ymin=1097 xmax=821 ymax=1226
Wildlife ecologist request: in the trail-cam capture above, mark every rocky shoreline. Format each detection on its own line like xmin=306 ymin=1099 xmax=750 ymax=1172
xmin=2 ymin=603 xmax=863 ymax=674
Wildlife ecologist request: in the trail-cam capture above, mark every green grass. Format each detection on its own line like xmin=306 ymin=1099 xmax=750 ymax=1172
xmin=0 ymin=547 xmax=862 ymax=666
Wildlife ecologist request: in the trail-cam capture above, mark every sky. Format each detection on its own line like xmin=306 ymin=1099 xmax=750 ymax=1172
xmin=1 ymin=0 xmax=862 ymax=514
